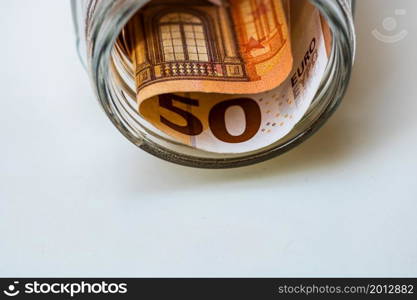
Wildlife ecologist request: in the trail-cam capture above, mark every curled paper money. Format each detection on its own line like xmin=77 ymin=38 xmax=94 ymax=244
xmin=127 ymin=0 xmax=293 ymax=102
xmin=115 ymin=0 xmax=330 ymax=153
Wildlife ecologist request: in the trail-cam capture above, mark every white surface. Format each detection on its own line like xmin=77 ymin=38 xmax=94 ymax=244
xmin=1 ymin=0 xmax=417 ymax=277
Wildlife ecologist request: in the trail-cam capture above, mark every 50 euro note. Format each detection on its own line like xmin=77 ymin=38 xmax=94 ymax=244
xmin=128 ymin=0 xmax=293 ymax=101
xmin=122 ymin=0 xmax=329 ymax=153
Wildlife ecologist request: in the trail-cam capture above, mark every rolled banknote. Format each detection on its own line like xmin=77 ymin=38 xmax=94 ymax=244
xmin=115 ymin=0 xmax=330 ymax=153
xmin=126 ymin=0 xmax=293 ymax=102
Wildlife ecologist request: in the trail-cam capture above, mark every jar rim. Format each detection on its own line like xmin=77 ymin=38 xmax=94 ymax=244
xmin=82 ymin=0 xmax=356 ymax=168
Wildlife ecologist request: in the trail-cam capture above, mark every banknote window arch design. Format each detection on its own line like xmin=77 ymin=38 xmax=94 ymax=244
xmin=158 ymin=12 xmax=210 ymax=63
xmin=128 ymin=0 xmax=250 ymax=89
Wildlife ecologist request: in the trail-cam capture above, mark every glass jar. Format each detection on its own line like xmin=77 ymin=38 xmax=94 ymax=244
xmin=71 ymin=0 xmax=356 ymax=168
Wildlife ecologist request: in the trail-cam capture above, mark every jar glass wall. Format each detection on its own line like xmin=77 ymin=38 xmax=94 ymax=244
xmin=71 ymin=0 xmax=356 ymax=168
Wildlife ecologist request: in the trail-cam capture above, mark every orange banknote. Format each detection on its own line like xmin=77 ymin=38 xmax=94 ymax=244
xmin=113 ymin=0 xmax=329 ymax=153
xmin=126 ymin=0 xmax=293 ymax=103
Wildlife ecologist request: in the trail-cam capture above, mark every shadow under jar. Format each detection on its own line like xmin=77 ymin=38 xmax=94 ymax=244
xmin=71 ymin=0 xmax=356 ymax=168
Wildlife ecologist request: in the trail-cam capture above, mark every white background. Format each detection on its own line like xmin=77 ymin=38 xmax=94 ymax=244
xmin=1 ymin=0 xmax=416 ymax=277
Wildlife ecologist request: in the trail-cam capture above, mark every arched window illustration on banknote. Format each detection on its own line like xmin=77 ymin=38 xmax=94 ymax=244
xmin=125 ymin=0 xmax=290 ymax=90
xmin=158 ymin=12 xmax=210 ymax=63
xmin=155 ymin=10 xmax=216 ymax=77
xmin=127 ymin=0 xmax=292 ymax=91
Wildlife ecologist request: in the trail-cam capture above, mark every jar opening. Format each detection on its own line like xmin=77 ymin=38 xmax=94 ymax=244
xmin=91 ymin=0 xmax=355 ymax=168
